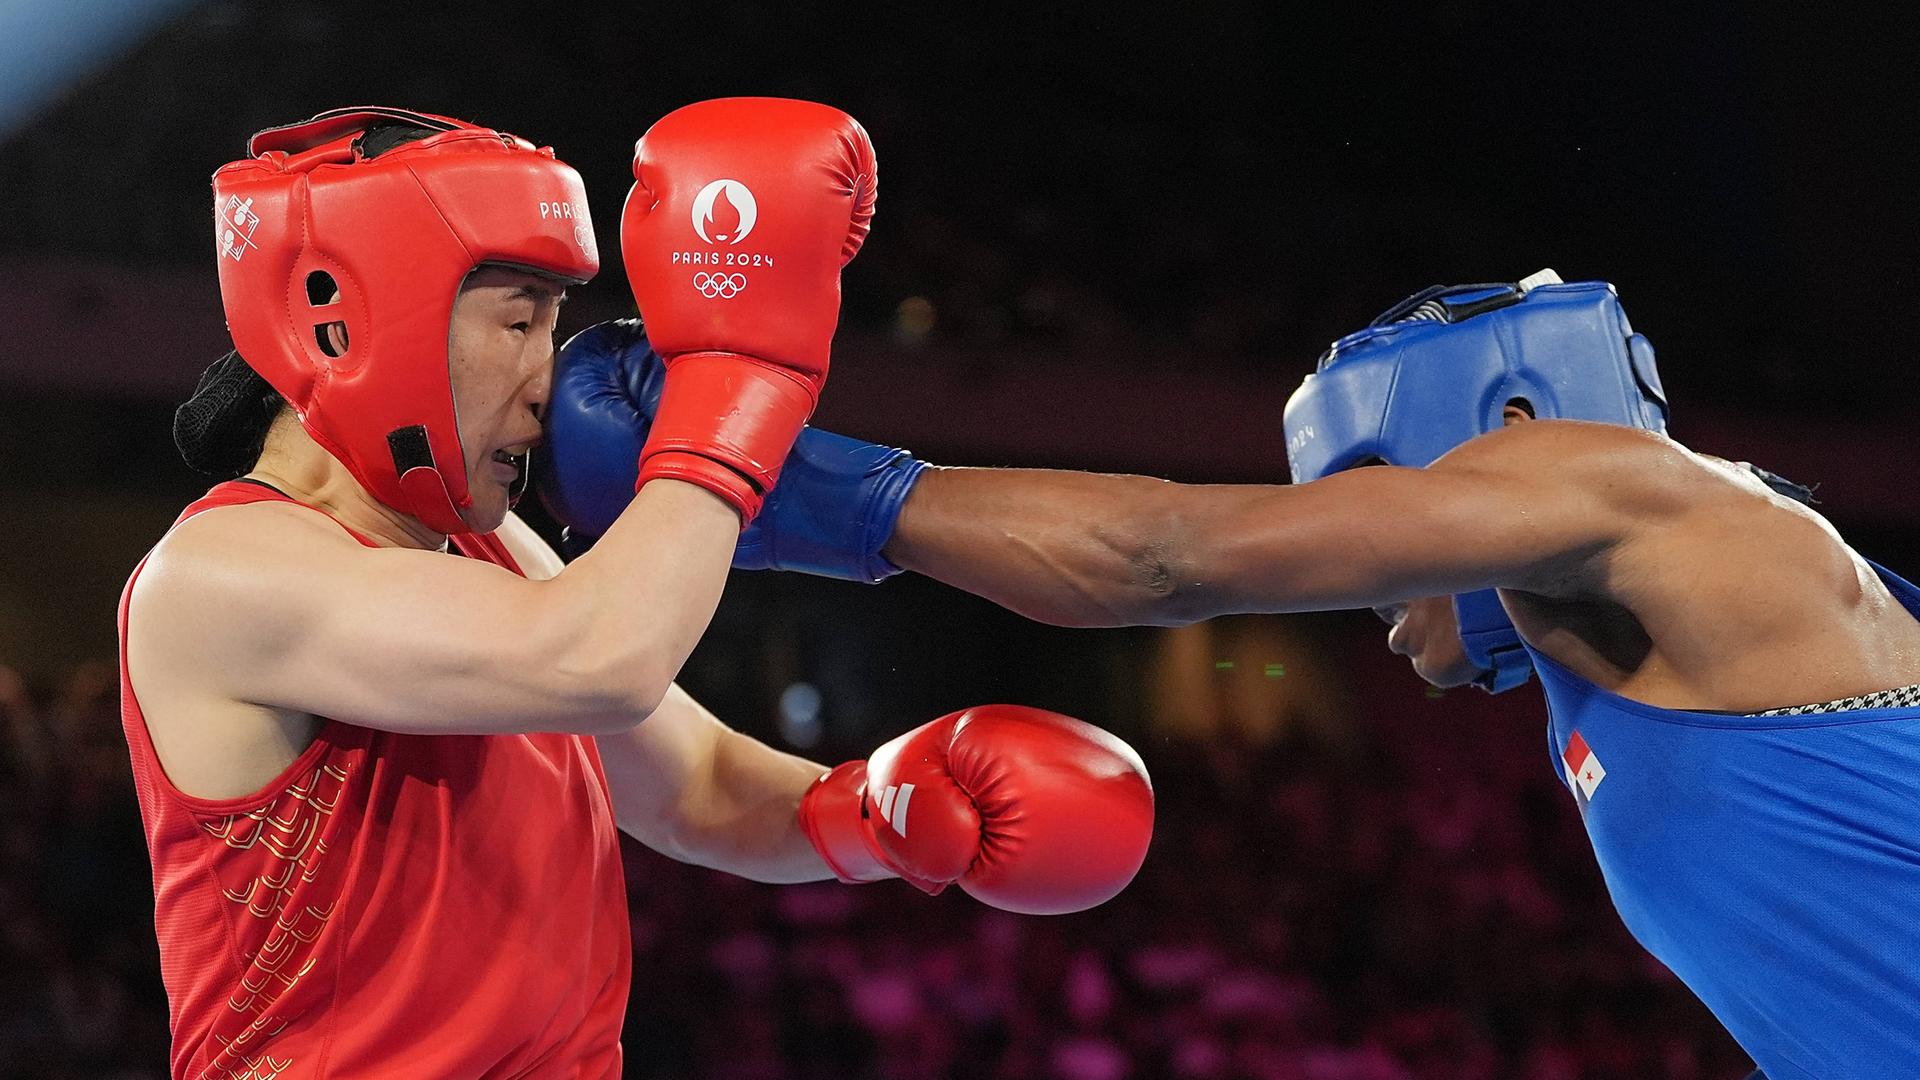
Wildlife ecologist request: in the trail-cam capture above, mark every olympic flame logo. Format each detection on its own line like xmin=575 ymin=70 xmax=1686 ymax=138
xmin=691 ymin=179 xmax=757 ymax=245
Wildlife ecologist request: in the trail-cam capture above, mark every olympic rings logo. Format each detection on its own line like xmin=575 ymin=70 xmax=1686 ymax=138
xmin=693 ymin=272 xmax=748 ymax=299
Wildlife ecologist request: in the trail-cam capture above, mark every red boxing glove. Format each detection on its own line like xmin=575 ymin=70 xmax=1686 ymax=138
xmin=797 ymin=705 xmax=1155 ymax=915
xmin=621 ymin=97 xmax=877 ymax=522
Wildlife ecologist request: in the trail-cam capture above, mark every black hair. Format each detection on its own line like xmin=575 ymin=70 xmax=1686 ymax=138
xmin=172 ymin=351 xmax=287 ymax=478
xmin=355 ymin=120 xmax=442 ymax=159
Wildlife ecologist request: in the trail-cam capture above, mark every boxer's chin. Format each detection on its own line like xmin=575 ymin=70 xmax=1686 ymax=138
xmin=1392 ymin=595 xmax=1481 ymax=688
xmin=1409 ymin=623 xmax=1484 ymax=688
xmin=1410 ymin=652 xmax=1481 ymax=690
xmin=457 ymin=477 xmax=513 ymax=534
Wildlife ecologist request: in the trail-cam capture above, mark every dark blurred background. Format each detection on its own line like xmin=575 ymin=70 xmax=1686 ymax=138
xmin=3 ymin=2 xmax=1917 ymax=1077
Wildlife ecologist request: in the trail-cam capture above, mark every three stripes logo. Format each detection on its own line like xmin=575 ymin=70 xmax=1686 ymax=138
xmin=873 ymin=782 xmax=916 ymax=837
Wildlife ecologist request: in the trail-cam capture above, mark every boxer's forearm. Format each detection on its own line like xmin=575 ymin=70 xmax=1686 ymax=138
xmin=678 ymin=730 xmax=835 ymax=883
xmin=886 ymin=467 xmax=1211 ymax=627
xmin=547 ymin=480 xmax=742 ymax=725
xmin=600 ymin=686 xmax=833 ymax=883
xmin=885 ymin=434 xmax=1641 ymax=624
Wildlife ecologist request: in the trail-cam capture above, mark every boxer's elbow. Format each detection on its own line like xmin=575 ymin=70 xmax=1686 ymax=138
xmin=536 ymin=612 xmax=676 ymax=732
xmin=1124 ymin=544 xmax=1228 ymax=627
xmin=570 ymin=652 xmax=674 ymax=732
xmin=1115 ymin=499 xmax=1259 ymax=626
xmin=997 ymin=529 xmax=1188 ymax=628
xmin=1091 ymin=519 xmax=1221 ymax=628
xmin=544 ymin=654 xmax=667 ymax=733
xmin=1107 ymin=540 xmax=1183 ymax=626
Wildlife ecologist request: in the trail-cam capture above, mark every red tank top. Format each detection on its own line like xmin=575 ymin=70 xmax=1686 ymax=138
xmin=117 ymin=481 xmax=630 ymax=1079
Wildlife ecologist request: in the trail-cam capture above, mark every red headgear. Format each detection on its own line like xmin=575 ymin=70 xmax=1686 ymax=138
xmin=212 ymin=106 xmax=599 ymax=533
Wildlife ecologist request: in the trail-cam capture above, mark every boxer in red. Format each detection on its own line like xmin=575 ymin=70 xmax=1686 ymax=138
xmin=122 ymin=102 xmax=1152 ymax=1078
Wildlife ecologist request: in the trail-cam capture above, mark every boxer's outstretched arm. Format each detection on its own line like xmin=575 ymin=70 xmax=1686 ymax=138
xmin=885 ymin=422 xmax=1685 ymax=625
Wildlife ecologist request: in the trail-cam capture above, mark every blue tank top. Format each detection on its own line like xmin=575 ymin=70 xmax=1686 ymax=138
xmin=1524 ymin=560 xmax=1920 ymax=1080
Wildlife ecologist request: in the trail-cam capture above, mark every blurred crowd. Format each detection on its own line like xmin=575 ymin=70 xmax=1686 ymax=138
xmin=0 ymin=652 xmax=1754 ymax=1080
xmin=0 ymin=662 xmax=167 ymax=1079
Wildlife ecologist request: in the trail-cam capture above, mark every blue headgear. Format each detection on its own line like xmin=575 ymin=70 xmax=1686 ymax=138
xmin=1282 ymin=270 xmax=1670 ymax=692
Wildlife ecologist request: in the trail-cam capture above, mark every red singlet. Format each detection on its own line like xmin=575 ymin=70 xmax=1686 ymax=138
xmin=117 ymin=481 xmax=630 ymax=1078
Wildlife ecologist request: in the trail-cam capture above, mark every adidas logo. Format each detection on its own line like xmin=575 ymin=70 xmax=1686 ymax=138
xmin=874 ymin=782 xmax=916 ymax=838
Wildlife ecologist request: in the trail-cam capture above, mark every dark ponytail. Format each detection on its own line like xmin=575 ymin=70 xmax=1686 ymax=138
xmin=172 ymin=351 xmax=285 ymax=478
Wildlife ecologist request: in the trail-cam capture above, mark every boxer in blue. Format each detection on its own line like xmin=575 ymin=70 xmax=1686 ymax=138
xmin=540 ymin=271 xmax=1920 ymax=1079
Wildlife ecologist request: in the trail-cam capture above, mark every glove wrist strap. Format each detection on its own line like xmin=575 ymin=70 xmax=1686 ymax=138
xmin=637 ymin=453 xmax=759 ymax=523
xmin=639 ymin=352 xmax=817 ymax=524
xmin=857 ymin=456 xmax=927 ymax=581
xmin=798 ymin=761 xmax=897 ymax=884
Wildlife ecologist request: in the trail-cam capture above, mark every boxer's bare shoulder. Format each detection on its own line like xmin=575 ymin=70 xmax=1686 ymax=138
xmin=126 ymin=490 xmax=647 ymax=760
xmin=125 ymin=500 xmax=361 ymax=799
xmin=1436 ymin=420 xmax=1702 ymax=515
xmin=1437 ymin=419 xmax=1843 ymax=585
xmin=131 ymin=499 xmax=388 ymax=683
xmin=1447 ymin=419 xmax=1920 ymax=707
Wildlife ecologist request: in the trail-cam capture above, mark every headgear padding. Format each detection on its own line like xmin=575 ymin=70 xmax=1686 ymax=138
xmin=212 ymin=106 xmax=599 ymax=534
xmin=1283 ymin=271 xmax=1669 ymax=691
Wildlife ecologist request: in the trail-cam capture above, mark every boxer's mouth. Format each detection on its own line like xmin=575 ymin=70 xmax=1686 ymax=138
xmin=491 ymin=441 xmax=536 ymax=492
xmin=491 ymin=438 xmax=539 ymax=466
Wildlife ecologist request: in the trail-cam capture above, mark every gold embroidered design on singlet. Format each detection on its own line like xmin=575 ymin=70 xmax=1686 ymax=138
xmin=205 ymin=1050 xmax=292 ymax=1080
xmin=196 ymin=760 xmax=350 ymax=1079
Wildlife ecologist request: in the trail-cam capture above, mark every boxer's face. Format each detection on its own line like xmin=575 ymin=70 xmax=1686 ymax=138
xmin=1375 ymin=597 xmax=1483 ymax=688
xmin=447 ymin=267 xmax=567 ymax=530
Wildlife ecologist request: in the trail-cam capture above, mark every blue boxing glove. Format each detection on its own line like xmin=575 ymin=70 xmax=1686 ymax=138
xmin=535 ymin=320 xmax=666 ymax=541
xmin=536 ymin=319 xmax=926 ymax=582
xmin=733 ymin=426 xmax=926 ymax=581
